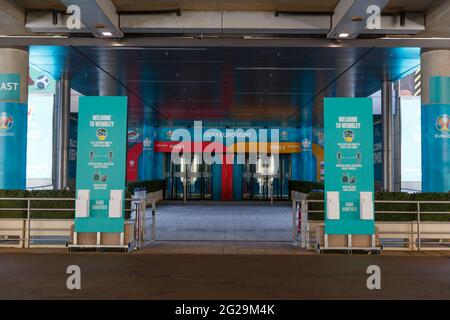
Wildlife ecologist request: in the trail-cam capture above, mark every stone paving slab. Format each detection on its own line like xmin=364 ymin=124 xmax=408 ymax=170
xmin=147 ymin=202 xmax=293 ymax=242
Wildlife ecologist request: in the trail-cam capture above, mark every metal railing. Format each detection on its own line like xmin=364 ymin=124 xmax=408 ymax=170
xmin=0 ymin=197 xmax=139 ymax=248
xmin=292 ymin=198 xmax=450 ymax=251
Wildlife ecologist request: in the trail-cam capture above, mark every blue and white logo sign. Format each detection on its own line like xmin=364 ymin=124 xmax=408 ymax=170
xmin=0 ymin=112 xmax=13 ymax=130
xmin=436 ymin=114 xmax=449 ymax=133
xmin=301 ymin=138 xmax=311 ymax=151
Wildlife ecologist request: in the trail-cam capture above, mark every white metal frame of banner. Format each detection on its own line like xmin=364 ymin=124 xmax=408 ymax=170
xmin=318 ymin=233 xmax=382 ymax=255
xmin=69 ymin=199 xmax=147 ymax=253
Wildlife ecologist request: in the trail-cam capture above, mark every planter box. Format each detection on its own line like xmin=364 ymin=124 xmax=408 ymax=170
xmin=315 ymin=224 xmax=378 ymax=248
xmin=0 ymin=219 xmax=73 ymax=248
xmin=71 ymin=222 xmax=135 ymax=247
xmin=309 ymin=221 xmax=450 ymax=251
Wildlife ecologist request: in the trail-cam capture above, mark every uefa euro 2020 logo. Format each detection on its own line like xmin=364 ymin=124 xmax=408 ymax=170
xmin=343 ymin=129 xmax=355 ymax=143
xmin=96 ymin=128 xmax=108 ymax=141
xmin=436 ymin=114 xmax=449 ymax=133
xmin=0 ymin=112 xmax=13 ymax=131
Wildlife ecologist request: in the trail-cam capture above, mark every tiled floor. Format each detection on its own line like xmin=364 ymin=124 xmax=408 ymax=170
xmin=146 ymin=201 xmax=293 ymax=243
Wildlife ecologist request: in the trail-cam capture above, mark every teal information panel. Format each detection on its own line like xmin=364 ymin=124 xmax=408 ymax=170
xmin=0 ymin=102 xmax=27 ymax=189
xmin=75 ymin=96 xmax=128 ymax=233
xmin=0 ymin=74 xmax=20 ymax=102
xmin=324 ymin=98 xmax=375 ymax=235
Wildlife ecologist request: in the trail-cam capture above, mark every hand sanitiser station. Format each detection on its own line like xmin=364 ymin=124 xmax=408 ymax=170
xmin=320 ymin=98 xmax=380 ymax=254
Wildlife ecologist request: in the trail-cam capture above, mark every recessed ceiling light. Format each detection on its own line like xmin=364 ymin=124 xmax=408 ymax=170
xmin=101 ymin=31 xmax=113 ymax=37
xmin=338 ymin=33 xmax=350 ymax=38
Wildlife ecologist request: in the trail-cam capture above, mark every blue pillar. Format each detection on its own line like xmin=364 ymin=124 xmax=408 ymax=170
xmin=140 ymin=125 xmax=155 ymax=180
xmin=299 ymin=104 xmax=315 ymax=181
xmin=421 ymin=50 xmax=450 ymax=192
xmin=0 ymin=48 xmax=29 ymax=189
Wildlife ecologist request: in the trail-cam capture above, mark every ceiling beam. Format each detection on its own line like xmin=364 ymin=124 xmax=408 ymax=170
xmin=222 ymin=11 xmax=330 ymax=34
xmin=422 ymin=0 xmax=450 ymax=37
xmin=120 ymin=11 xmax=330 ymax=34
xmin=360 ymin=12 xmax=425 ymax=35
xmin=59 ymin=0 xmax=123 ymax=38
xmin=0 ymin=0 xmax=29 ymax=35
xmin=1 ymin=36 xmax=449 ymax=49
xmin=328 ymin=0 xmax=390 ymax=39
xmin=26 ymin=11 xmax=88 ymax=34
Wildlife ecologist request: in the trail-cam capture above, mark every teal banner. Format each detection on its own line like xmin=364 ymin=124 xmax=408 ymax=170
xmin=0 ymin=102 xmax=27 ymax=189
xmin=0 ymin=74 xmax=20 ymax=102
xmin=75 ymin=97 xmax=128 ymax=233
xmin=422 ymin=76 xmax=450 ymax=192
xmin=324 ymin=98 xmax=375 ymax=235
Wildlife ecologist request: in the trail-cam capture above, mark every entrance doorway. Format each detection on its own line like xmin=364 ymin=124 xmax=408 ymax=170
xmin=242 ymin=154 xmax=291 ymax=200
xmin=164 ymin=153 xmax=213 ymax=200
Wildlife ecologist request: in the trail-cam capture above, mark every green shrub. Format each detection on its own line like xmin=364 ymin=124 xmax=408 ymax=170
xmin=289 ymin=181 xmax=324 ymax=195
xmin=0 ymin=189 xmax=134 ymax=219
xmin=305 ymin=192 xmax=450 ymax=222
xmin=127 ymin=180 xmax=164 ymax=193
xmin=0 ymin=190 xmax=28 ymax=218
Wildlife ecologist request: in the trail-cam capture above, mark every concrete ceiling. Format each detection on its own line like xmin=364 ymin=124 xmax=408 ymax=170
xmin=14 ymin=0 xmax=338 ymax=12
xmin=15 ymin=0 xmax=437 ymax=12
xmin=7 ymin=0 xmax=447 ymax=39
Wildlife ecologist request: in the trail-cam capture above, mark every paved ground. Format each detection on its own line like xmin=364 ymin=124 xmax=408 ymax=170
xmin=149 ymin=202 xmax=292 ymax=242
xmin=1 ymin=251 xmax=450 ymax=300
xmin=142 ymin=241 xmax=305 ymax=255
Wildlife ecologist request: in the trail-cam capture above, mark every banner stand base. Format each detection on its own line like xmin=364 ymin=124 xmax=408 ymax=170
xmin=68 ymin=243 xmax=134 ymax=253
xmin=317 ymin=226 xmax=381 ymax=254
xmin=316 ymin=244 xmax=382 ymax=255
xmin=69 ymin=223 xmax=136 ymax=253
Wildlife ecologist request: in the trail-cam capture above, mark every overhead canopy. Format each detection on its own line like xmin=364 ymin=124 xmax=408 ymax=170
xmin=30 ymin=45 xmax=420 ymax=127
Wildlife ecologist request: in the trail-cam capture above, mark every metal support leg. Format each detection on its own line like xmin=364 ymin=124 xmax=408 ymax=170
xmin=140 ymin=199 xmax=146 ymax=243
xmin=417 ymin=202 xmax=421 ymax=251
xmin=292 ymin=200 xmax=298 ymax=245
xmin=151 ymin=199 xmax=156 ymax=241
xmin=301 ymin=200 xmax=308 ymax=249
xmin=183 ymin=181 xmax=187 ymax=204
xmin=270 ymin=184 xmax=274 ymax=205
xmin=26 ymin=199 xmax=31 ymax=248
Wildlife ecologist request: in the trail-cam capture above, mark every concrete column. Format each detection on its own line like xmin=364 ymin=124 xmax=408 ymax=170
xmin=53 ymin=77 xmax=70 ymax=190
xmin=420 ymin=49 xmax=450 ymax=192
xmin=393 ymin=81 xmax=402 ymax=192
xmin=299 ymin=104 xmax=315 ymax=182
xmin=382 ymin=80 xmax=394 ymax=192
xmin=140 ymin=124 xmax=155 ymax=181
xmin=0 ymin=48 xmax=29 ymax=189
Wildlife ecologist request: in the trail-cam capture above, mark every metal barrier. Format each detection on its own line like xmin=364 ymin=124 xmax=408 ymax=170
xmin=292 ymin=195 xmax=308 ymax=248
xmin=0 ymin=197 xmax=139 ymax=249
xmin=131 ymin=194 xmax=159 ymax=248
xmin=292 ymin=197 xmax=450 ymax=251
